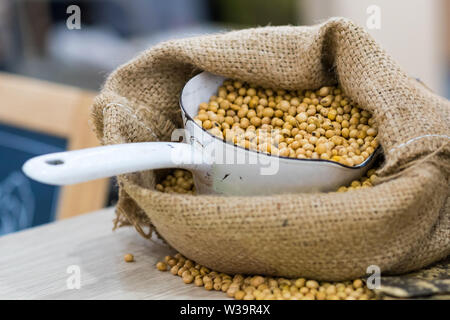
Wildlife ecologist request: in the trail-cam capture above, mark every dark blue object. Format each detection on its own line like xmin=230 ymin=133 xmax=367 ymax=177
xmin=0 ymin=122 xmax=67 ymax=236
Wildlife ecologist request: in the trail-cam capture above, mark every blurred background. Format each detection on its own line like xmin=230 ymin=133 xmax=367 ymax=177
xmin=0 ymin=0 xmax=449 ymax=235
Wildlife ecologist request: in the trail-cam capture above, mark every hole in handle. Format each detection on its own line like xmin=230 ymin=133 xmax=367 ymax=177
xmin=45 ymin=159 xmax=64 ymax=165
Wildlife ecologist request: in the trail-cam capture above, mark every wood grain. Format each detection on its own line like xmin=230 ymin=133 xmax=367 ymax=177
xmin=0 ymin=207 xmax=228 ymax=300
xmin=0 ymin=72 xmax=82 ymax=137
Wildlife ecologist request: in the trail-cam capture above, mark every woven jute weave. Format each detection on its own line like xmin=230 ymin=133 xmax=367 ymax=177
xmin=92 ymin=18 xmax=450 ymax=281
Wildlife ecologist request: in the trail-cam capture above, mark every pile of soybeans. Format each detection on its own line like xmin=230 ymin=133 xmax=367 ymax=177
xmin=155 ymin=252 xmax=376 ymax=300
xmin=193 ymin=80 xmax=379 ymax=167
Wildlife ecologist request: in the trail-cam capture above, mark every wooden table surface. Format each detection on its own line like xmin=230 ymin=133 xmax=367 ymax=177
xmin=0 ymin=207 xmax=227 ymax=300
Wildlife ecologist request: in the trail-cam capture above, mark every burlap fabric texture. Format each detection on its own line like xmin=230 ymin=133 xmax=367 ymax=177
xmin=92 ymin=18 xmax=450 ymax=281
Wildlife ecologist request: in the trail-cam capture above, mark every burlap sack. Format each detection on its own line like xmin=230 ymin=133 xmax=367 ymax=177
xmin=92 ymin=18 xmax=450 ymax=281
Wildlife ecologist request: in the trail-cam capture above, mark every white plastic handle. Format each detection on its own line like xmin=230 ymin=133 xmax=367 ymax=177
xmin=22 ymin=142 xmax=210 ymax=185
